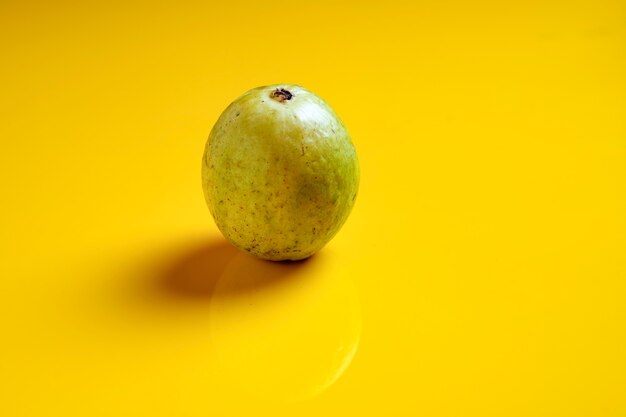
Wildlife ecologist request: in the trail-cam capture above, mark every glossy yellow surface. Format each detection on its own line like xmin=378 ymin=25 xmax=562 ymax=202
xmin=1 ymin=1 xmax=625 ymax=416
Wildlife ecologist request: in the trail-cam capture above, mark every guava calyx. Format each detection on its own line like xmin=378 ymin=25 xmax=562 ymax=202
xmin=271 ymin=88 xmax=293 ymax=103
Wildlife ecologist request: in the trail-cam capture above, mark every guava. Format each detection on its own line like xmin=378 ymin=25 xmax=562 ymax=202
xmin=202 ymin=84 xmax=359 ymax=261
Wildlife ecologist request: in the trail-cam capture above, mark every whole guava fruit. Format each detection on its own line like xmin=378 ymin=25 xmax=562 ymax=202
xmin=202 ymin=84 xmax=359 ymax=261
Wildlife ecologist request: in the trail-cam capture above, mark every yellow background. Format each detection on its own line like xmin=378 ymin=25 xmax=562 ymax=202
xmin=1 ymin=0 xmax=626 ymax=415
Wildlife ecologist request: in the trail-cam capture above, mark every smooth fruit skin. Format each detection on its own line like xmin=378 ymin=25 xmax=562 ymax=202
xmin=202 ymin=84 xmax=359 ymax=261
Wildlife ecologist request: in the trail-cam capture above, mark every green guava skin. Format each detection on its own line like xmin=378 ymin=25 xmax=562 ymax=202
xmin=202 ymin=84 xmax=359 ymax=261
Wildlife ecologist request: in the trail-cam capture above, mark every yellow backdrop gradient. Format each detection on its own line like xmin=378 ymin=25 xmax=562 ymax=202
xmin=1 ymin=0 xmax=625 ymax=416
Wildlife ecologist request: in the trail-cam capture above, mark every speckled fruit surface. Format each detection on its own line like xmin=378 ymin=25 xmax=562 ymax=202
xmin=202 ymin=84 xmax=359 ymax=261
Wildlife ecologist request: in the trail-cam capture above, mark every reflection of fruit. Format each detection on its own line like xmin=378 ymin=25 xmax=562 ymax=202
xmin=209 ymin=251 xmax=361 ymax=402
xmin=202 ymin=84 xmax=359 ymax=261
